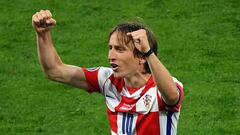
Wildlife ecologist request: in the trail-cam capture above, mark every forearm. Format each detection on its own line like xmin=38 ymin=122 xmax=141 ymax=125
xmin=146 ymin=54 xmax=179 ymax=105
xmin=36 ymin=31 xmax=88 ymax=89
xmin=36 ymin=31 xmax=63 ymax=74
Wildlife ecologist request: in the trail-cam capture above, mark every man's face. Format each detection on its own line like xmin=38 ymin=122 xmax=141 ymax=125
xmin=108 ymin=32 xmax=141 ymax=78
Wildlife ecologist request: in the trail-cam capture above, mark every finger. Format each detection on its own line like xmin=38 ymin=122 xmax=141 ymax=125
xmin=39 ymin=10 xmax=48 ymax=20
xmin=32 ymin=14 xmax=40 ymax=25
xmin=45 ymin=10 xmax=52 ymax=19
xmin=46 ymin=18 xmax=56 ymax=26
xmin=33 ymin=13 xmax=42 ymax=27
xmin=132 ymin=35 xmax=141 ymax=41
xmin=127 ymin=32 xmax=139 ymax=37
xmin=127 ymin=32 xmax=132 ymax=36
xmin=128 ymin=30 xmax=139 ymax=36
xmin=133 ymin=39 xmax=141 ymax=44
xmin=135 ymin=39 xmax=141 ymax=43
xmin=36 ymin=12 xmax=43 ymax=23
xmin=126 ymin=32 xmax=141 ymax=43
xmin=32 ymin=14 xmax=38 ymax=22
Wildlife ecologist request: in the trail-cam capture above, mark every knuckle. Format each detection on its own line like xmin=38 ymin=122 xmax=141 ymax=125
xmin=38 ymin=14 xmax=43 ymax=19
xmin=45 ymin=9 xmax=50 ymax=13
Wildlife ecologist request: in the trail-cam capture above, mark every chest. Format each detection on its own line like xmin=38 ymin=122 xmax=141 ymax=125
xmin=103 ymin=82 xmax=161 ymax=114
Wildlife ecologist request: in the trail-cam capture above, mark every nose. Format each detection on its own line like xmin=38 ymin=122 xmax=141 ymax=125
xmin=108 ymin=49 xmax=116 ymax=61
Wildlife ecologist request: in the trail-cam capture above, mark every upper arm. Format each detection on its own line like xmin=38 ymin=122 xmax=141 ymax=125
xmin=47 ymin=64 xmax=89 ymax=90
xmin=159 ymin=78 xmax=184 ymax=112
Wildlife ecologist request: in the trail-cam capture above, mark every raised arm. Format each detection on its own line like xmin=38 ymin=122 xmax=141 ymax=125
xmin=32 ymin=10 xmax=88 ymax=90
xmin=128 ymin=29 xmax=179 ymax=105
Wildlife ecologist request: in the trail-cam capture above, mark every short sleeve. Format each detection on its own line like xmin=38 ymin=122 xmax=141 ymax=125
xmin=159 ymin=77 xmax=184 ymax=112
xmin=82 ymin=67 xmax=101 ymax=93
xmin=81 ymin=67 xmax=113 ymax=94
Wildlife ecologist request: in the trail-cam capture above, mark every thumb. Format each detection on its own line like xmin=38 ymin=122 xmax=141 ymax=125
xmin=46 ymin=18 xmax=56 ymax=26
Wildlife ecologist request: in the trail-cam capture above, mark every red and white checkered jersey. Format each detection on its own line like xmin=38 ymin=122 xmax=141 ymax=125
xmin=82 ymin=67 xmax=184 ymax=135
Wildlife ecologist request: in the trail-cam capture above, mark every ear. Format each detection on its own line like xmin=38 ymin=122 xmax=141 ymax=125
xmin=139 ymin=57 xmax=146 ymax=65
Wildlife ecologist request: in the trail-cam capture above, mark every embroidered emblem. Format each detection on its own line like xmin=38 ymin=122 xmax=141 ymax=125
xmin=143 ymin=94 xmax=152 ymax=111
xmin=119 ymin=103 xmax=135 ymax=111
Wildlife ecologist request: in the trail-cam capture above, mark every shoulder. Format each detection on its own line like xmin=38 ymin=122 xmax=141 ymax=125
xmin=81 ymin=66 xmax=113 ymax=93
xmin=98 ymin=67 xmax=113 ymax=79
xmin=81 ymin=66 xmax=113 ymax=82
xmin=95 ymin=67 xmax=114 ymax=87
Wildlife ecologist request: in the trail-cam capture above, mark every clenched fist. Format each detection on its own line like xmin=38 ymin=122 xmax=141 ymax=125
xmin=127 ymin=29 xmax=151 ymax=53
xmin=32 ymin=10 xmax=56 ymax=33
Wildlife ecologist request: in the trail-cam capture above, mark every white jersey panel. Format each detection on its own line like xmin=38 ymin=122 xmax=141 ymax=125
xmin=159 ymin=111 xmax=179 ymax=135
xmin=97 ymin=67 xmax=113 ymax=94
xmin=104 ymin=79 xmax=121 ymax=112
xmin=172 ymin=77 xmax=183 ymax=88
xmin=136 ymin=87 xmax=159 ymax=114
xmin=117 ymin=112 xmax=137 ymax=135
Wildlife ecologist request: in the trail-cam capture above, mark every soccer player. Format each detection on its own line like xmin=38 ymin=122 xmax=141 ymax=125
xmin=32 ymin=9 xmax=184 ymax=135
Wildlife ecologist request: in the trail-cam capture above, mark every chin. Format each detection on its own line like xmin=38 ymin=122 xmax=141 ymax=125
xmin=113 ymin=72 xmax=125 ymax=79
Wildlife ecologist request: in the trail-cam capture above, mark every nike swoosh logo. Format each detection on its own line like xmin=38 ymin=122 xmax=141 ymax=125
xmin=106 ymin=94 xmax=114 ymax=99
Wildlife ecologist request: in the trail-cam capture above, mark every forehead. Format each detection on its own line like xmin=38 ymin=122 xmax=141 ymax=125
xmin=108 ymin=31 xmax=133 ymax=49
xmin=108 ymin=32 xmax=119 ymax=45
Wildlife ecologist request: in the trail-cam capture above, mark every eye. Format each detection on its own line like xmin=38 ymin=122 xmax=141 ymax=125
xmin=108 ymin=45 xmax=112 ymax=50
xmin=116 ymin=46 xmax=125 ymax=52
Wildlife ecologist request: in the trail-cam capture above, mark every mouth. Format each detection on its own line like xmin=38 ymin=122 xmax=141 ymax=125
xmin=110 ymin=63 xmax=119 ymax=71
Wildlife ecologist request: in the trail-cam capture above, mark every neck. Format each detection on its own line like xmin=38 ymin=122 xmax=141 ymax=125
xmin=124 ymin=72 xmax=151 ymax=88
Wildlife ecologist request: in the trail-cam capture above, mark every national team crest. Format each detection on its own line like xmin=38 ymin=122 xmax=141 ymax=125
xmin=143 ymin=94 xmax=152 ymax=111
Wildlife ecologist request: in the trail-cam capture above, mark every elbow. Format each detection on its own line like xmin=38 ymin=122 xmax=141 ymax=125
xmin=45 ymin=73 xmax=56 ymax=81
xmin=164 ymin=88 xmax=180 ymax=105
xmin=44 ymin=68 xmax=62 ymax=82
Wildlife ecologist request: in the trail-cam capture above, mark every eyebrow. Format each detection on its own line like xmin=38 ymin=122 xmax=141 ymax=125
xmin=108 ymin=44 xmax=127 ymax=49
xmin=108 ymin=44 xmax=121 ymax=46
